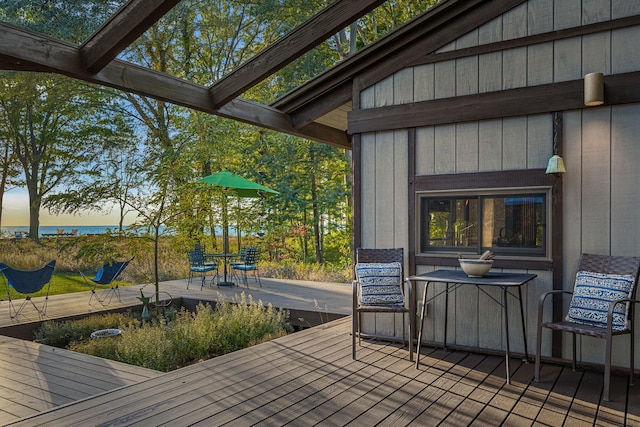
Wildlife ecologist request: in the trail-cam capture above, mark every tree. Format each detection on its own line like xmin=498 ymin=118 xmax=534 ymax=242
xmin=0 ymin=72 xmax=130 ymax=238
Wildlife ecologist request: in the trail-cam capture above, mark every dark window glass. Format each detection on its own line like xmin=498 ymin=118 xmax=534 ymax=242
xmin=420 ymin=193 xmax=547 ymax=257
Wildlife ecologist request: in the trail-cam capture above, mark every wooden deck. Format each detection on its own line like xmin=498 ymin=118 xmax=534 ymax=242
xmin=0 ymin=335 xmax=160 ymax=425
xmin=1 ymin=279 xmax=640 ymax=425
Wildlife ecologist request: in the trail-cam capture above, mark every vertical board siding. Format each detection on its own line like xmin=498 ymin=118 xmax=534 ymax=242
xmin=455 ymin=122 xmax=479 ymax=173
xmin=554 ymin=37 xmax=583 ymax=82
xmin=478 ymin=119 xmax=503 ymax=171
xmin=528 ymin=0 xmax=554 ymax=34
xmin=415 ymin=127 xmax=435 ymax=176
xmin=582 ymin=0 xmax=611 ymax=24
xmin=554 ymin=0 xmax=581 ymax=30
xmin=479 ymin=52 xmax=503 ymax=93
xmin=580 ymin=107 xmax=611 ymax=254
xmin=526 ymin=114 xmax=553 ymax=169
xmin=582 ymin=32 xmax=611 ymax=76
xmin=413 ymin=64 xmax=435 ymax=102
xmin=502 ymin=117 xmax=528 ymax=170
xmin=502 ymin=47 xmax=528 ymax=89
xmin=527 ymin=42 xmax=553 ymax=86
xmin=612 ymin=26 xmax=640 ymax=73
xmin=357 ymin=0 xmax=640 ymax=367
xmin=610 ymin=105 xmax=640 ymax=255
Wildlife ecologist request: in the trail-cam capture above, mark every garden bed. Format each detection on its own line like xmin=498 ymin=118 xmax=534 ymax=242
xmin=31 ymin=294 xmax=292 ymax=372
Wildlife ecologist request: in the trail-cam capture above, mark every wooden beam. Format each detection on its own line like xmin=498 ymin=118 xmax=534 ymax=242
xmin=0 ymin=22 xmax=346 ymax=147
xmin=289 ymin=80 xmax=353 ymax=129
xmin=273 ymin=0 xmax=525 ymax=121
xmin=81 ymin=0 xmax=181 ymax=74
xmin=209 ymin=0 xmax=385 ymax=108
xmin=348 ymin=72 xmax=640 ymax=133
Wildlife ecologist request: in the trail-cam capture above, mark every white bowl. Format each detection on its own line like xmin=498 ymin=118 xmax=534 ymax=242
xmin=459 ymin=259 xmax=493 ymax=277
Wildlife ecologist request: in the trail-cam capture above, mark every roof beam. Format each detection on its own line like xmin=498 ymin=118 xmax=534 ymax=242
xmin=208 ymin=0 xmax=386 ymax=108
xmin=81 ymin=0 xmax=181 ymax=73
xmin=272 ymin=0 xmax=526 ymax=116
xmin=0 ymin=22 xmax=349 ymax=148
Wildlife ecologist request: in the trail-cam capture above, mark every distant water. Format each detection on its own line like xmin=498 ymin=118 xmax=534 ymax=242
xmin=1 ymin=225 xmax=141 ymax=238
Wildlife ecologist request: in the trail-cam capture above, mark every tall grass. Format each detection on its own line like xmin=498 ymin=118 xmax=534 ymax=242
xmin=0 ymin=236 xmax=351 ymax=288
xmin=36 ymin=293 xmax=291 ymax=372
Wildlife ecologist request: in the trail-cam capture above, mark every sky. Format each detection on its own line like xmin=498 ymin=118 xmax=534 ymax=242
xmin=3 ymin=188 xmax=125 ymax=226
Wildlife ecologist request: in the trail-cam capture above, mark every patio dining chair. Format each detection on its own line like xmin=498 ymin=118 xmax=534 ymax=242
xmin=187 ymin=248 xmax=217 ymax=290
xmin=352 ymin=248 xmax=412 ymax=360
xmin=231 ymin=247 xmax=261 ymax=287
xmin=535 ymin=253 xmax=640 ymax=401
xmin=0 ymin=260 xmax=56 ymax=319
xmin=81 ymin=256 xmax=134 ymax=306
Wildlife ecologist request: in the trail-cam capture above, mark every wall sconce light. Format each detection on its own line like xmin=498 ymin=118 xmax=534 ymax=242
xmin=546 ymin=112 xmax=566 ymax=175
xmin=584 ymin=72 xmax=604 ymax=106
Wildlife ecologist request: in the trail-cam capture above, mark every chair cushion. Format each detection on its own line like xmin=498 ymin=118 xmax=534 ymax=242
xmin=356 ymin=262 xmax=404 ymax=306
xmin=566 ymin=271 xmax=636 ymax=331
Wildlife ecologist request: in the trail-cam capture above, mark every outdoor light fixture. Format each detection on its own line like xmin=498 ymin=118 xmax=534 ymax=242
xmin=546 ymin=112 xmax=566 ymax=175
xmin=584 ymin=72 xmax=604 ymax=106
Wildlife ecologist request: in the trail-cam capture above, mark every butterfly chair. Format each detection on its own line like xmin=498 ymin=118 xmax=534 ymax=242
xmin=231 ymin=247 xmax=261 ymax=287
xmin=81 ymin=256 xmax=134 ymax=306
xmin=535 ymin=253 xmax=640 ymax=401
xmin=187 ymin=248 xmax=217 ymax=290
xmin=0 ymin=260 xmax=56 ymax=319
xmin=352 ymin=248 xmax=413 ymax=361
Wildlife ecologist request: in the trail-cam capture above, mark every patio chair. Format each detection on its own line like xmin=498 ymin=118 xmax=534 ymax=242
xmin=0 ymin=260 xmax=56 ymax=319
xmin=231 ymin=247 xmax=261 ymax=287
xmin=81 ymin=256 xmax=134 ymax=306
xmin=352 ymin=248 xmax=413 ymax=360
xmin=535 ymin=253 xmax=640 ymax=401
xmin=187 ymin=248 xmax=217 ymax=290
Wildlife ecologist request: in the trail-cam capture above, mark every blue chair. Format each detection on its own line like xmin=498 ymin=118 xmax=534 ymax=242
xmin=187 ymin=249 xmax=217 ymax=290
xmin=0 ymin=260 xmax=56 ymax=319
xmin=232 ymin=247 xmax=261 ymax=287
xmin=81 ymin=257 xmax=134 ymax=306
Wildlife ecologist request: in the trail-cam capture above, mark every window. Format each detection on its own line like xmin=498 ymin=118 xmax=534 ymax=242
xmin=419 ymin=190 xmax=548 ymax=257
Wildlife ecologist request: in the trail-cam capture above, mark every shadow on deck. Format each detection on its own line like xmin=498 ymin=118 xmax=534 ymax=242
xmin=0 ymin=279 xmax=639 ymax=426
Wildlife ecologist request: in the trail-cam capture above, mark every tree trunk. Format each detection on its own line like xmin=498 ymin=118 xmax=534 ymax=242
xmin=27 ymin=184 xmax=41 ymax=240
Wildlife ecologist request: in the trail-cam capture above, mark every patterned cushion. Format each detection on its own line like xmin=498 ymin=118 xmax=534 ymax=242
xmin=356 ymin=262 xmax=404 ymax=306
xmin=566 ymin=271 xmax=636 ymax=331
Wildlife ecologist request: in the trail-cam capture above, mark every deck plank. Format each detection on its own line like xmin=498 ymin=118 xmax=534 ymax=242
xmin=2 ymin=279 xmax=640 ymax=426
xmin=0 ymin=336 xmax=160 ymax=426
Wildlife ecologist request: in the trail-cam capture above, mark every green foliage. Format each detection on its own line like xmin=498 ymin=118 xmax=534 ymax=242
xmin=38 ymin=296 xmax=291 ymax=372
xmin=35 ymin=311 xmax=137 ymax=348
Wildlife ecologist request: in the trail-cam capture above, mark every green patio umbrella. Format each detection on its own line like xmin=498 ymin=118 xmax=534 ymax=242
xmin=199 ymin=171 xmax=278 ymax=285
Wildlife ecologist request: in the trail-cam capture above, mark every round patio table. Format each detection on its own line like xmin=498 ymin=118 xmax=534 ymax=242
xmin=205 ymin=253 xmax=240 ymax=286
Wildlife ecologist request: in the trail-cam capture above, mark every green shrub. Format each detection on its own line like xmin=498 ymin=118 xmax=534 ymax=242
xmin=35 ymin=311 xmax=137 ymax=347
xmin=39 ymin=293 xmax=291 ymax=372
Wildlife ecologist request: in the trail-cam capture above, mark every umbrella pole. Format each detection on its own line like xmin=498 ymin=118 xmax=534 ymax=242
xmin=220 ymin=192 xmax=234 ymax=286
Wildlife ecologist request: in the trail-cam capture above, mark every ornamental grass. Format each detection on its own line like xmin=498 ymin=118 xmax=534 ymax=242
xmin=36 ymin=293 xmax=291 ymax=372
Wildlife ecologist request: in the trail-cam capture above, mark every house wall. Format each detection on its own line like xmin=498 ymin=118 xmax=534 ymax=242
xmin=355 ymin=0 xmax=640 ymax=368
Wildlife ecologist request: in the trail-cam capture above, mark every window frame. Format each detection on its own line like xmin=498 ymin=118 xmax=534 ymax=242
xmin=417 ymin=187 xmax=551 ymax=260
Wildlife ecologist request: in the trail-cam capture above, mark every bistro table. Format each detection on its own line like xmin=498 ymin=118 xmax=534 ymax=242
xmin=205 ymin=253 xmax=240 ymax=286
xmin=409 ymin=269 xmax=537 ymax=383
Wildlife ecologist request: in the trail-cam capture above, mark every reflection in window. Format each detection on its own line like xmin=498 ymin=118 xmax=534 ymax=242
xmin=420 ymin=192 xmax=547 ymax=257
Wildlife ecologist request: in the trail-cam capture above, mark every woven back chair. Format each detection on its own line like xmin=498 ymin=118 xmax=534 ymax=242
xmin=535 ymin=253 xmax=640 ymax=401
xmin=352 ymin=248 xmax=412 ymax=360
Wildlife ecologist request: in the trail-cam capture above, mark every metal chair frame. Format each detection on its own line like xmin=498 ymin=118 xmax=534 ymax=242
xmin=1 ymin=260 xmax=56 ymax=319
xmin=187 ymin=248 xmax=218 ymax=290
xmin=231 ymin=247 xmax=261 ymax=287
xmin=82 ymin=256 xmax=134 ymax=306
xmin=535 ymin=253 xmax=640 ymax=401
xmin=352 ymin=248 xmax=413 ymax=361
